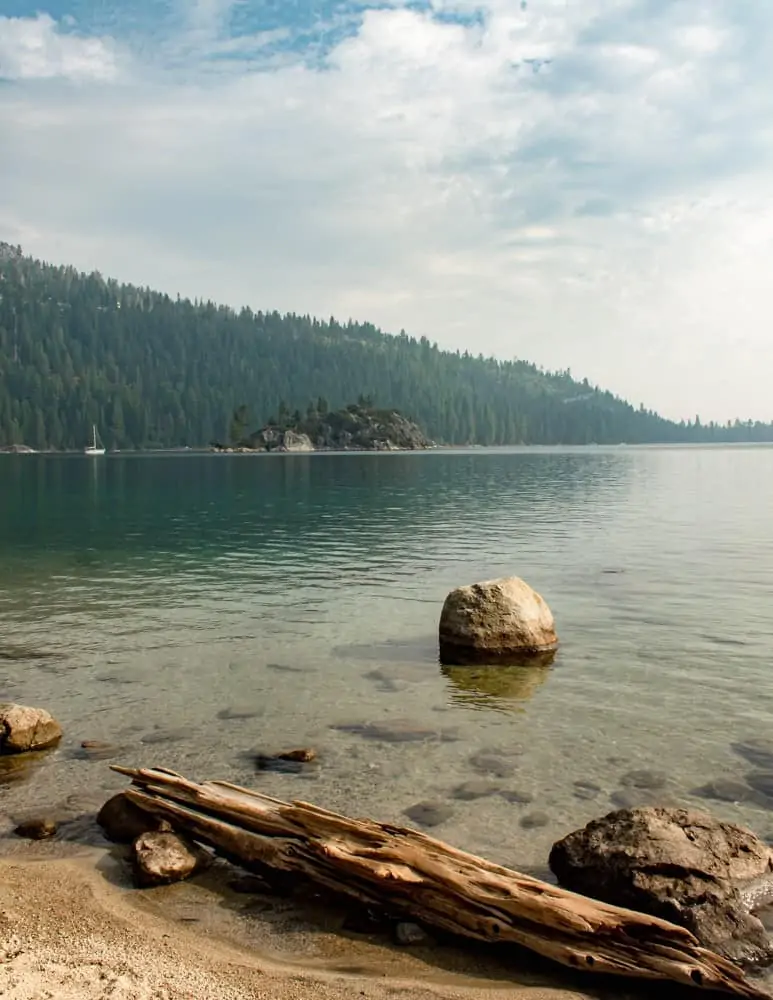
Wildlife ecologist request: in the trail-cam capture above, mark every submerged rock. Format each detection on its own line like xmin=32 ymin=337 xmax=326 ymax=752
xmin=499 ymin=789 xmax=534 ymax=805
xmin=330 ymin=720 xmax=446 ymax=743
xmin=97 ymin=793 xmax=160 ymax=844
xmin=619 ymin=769 xmax=668 ymax=790
xmin=216 ymin=708 xmax=261 ymax=721
xmin=732 ymin=738 xmax=773 ymax=769
xmin=469 ymin=751 xmax=517 ymax=778
xmin=0 ymin=703 xmax=62 ymax=754
xmin=745 ymin=771 xmax=773 ymax=800
xmin=403 ymin=801 xmax=453 ymax=828
xmin=609 ymin=788 xmax=673 ymax=810
xmin=550 ymin=806 xmax=773 ymax=966
xmin=77 ymin=740 xmax=124 ymax=761
xmin=692 ymin=778 xmax=751 ymax=804
xmin=520 ymin=811 xmax=550 ymax=830
xmin=132 ymin=830 xmax=210 ymax=887
xmin=572 ymin=780 xmax=602 ymax=801
xmin=450 ymin=780 xmax=502 ymax=801
xmin=439 ymin=577 xmax=557 ymax=665
xmin=140 ymin=727 xmax=189 ymax=745
xmin=0 ymin=644 xmax=62 ymax=662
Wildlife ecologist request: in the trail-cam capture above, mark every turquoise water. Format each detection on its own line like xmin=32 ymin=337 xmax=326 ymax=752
xmin=1 ymin=446 xmax=773 ymax=870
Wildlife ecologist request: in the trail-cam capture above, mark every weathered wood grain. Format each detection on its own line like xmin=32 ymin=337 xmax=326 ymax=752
xmin=111 ymin=766 xmax=771 ymax=999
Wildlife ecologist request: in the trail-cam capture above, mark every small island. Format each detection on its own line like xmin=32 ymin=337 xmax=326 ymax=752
xmin=213 ymin=398 xmax=435 ymax=453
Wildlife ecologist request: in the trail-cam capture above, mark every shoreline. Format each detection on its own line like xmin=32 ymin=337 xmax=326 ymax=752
xmin=3 ymin=441 xmax=773 ymax=457
xmin=0 ymin=848 xmax=597 ymax=1000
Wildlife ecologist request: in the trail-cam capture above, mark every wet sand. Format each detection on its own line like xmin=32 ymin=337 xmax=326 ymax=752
xmin=0 ymin=850 xmax=599 ymax=1000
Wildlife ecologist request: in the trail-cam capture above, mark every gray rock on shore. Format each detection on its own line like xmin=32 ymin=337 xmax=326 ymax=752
xmin=439 ymin=577 xmax=557 ymax=664
xmin=132 ymin=830 xmax=210 ymax=887
xmin=0 ymin=703 xmax=62 ymax=754
xmin=549 ymin=806 xmax=773 ymax=967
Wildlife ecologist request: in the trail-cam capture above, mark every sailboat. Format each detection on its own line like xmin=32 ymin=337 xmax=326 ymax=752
xmin=84 ymin=424 xmax=106 ymax=456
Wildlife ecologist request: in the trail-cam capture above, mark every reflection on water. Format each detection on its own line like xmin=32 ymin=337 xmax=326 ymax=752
xmin=441 ymin=662 xmax=553 ymax=713
xmin=0 ymin=447 xmax=773 ymax=877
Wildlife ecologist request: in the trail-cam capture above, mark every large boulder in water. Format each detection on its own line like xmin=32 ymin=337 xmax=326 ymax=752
xmin=439 ymin=577 xmax=557 ymax=664
xmin=549 ymin=806 xmax=773 ymax=966
xmin=0 ymin=703 xmax=62 ymax=754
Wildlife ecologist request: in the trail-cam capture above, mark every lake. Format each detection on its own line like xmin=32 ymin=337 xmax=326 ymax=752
xmin=1 ymin=446 xmax=773 ymax=872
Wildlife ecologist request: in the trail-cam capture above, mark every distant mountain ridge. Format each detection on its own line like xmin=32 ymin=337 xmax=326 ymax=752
xmin=0 ymin=244 xmax=771 ymax=450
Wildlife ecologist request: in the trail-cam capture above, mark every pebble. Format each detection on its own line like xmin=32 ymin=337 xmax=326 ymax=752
xmin=14 ymin=817 xmax=58 ymax=840
xmin=394 ymin=922 xmax=430 ymax=946
xmin=403 ymin=802 xmax=454 ymax=828
xmin=519 ymin=811 xmax=550 ymax=830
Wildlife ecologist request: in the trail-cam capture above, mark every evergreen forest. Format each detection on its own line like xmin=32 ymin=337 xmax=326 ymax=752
xmin=1 ymin=242 xmax=771 ymax=450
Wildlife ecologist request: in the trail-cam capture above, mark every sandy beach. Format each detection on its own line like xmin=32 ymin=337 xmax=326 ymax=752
xmin=0 ymin=848 xmax=607 ymax=1000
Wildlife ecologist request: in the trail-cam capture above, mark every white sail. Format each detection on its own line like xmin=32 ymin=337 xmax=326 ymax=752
xmin=84 ymin=424 xmax=106 ymax=456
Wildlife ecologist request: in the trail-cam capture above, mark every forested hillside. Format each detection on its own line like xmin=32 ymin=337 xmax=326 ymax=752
xmin=0 ymin=243 xmax=771 ymax=450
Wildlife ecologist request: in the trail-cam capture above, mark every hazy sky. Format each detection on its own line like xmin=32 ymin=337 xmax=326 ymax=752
xmin=1 ymin=1 xmax=772 ymax=422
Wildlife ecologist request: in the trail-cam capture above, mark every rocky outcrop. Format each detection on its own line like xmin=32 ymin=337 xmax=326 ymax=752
xmin=549 ymin=806 xmax=773 ymax=967
xmin=245 ymin=403 xmax=434 ymax=453
xmin=132 ymin=830 xmax=210 ymax=886
xmin=439 ymin=577 xmax=557 ymax=665
xmin=250 ymin=428 xmax=315 ymax=452
xmin=0 ymin=703 xmax=62 ymax=754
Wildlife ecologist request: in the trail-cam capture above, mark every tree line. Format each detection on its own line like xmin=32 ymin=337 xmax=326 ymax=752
xmin=1 ymin=243 xmax=771 ymax=450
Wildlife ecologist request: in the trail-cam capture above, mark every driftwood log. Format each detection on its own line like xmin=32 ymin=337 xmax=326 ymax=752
xmin=112 ymin=766 xmax=769 ymax=998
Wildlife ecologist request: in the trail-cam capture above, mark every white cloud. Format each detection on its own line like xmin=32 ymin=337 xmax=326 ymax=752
xmin=1 ymin=2 xmax=772 ymax=420
xmin=0 ymin=14 xmax=119 ymax=81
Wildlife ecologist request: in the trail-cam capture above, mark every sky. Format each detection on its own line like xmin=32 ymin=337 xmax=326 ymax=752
xmin=1 ymin=1 xmax=772 ymax=423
